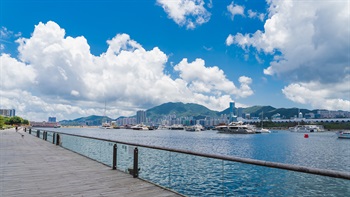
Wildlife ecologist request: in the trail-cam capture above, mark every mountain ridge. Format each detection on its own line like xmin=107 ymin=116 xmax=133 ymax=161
xmin=59 ymin=102 xmax=341 ymax=126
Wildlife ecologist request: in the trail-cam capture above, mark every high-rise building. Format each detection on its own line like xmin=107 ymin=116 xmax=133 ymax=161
xmin=136 ymin=110 xmax=146 ymax=124
xmin=229 ymin=102 xmax=236 ymax=122
xmin=48 ymin=117 xmax=57 ymax=122
xmin=0 ymin=109 xmax=15 ymax=117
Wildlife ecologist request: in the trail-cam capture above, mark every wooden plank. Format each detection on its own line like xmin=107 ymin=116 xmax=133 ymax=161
xmin=0 ymin=129 xmax=183 ymax=197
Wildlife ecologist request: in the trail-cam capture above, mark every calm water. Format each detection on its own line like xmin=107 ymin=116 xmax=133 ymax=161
xmin=42 ymin=128 xmax=350 ymax=196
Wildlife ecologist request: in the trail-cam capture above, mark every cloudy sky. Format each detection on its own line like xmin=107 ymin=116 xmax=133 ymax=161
xmin=1 ymin=0 xmax=349 ymax=121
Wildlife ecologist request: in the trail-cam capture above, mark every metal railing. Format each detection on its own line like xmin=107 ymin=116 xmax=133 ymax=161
xmin=24 ymin=128 xmax=350 ymax=196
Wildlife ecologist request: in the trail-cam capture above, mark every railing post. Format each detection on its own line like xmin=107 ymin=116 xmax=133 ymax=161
xmin=37 ymin=130 xmax=40 ymax=138
xmin=56 ymin=134 xmax=60 ymax=146
xmin=53 ymin=133 xmax=56 ymax=144
xmin=29 ymin=128 xmax=31 ymax=134
xmin=24 ymin=128 xmax=26 ymax=132
xmin=42 ymin=131 xmax=46 ymax=140
xmin=112 ymin=144 xmax=117 ymax=170
xmin=133 ymin=147 xmax=138 ymax=178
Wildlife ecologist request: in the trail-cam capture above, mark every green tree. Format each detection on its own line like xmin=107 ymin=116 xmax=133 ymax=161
xmin=8 ymin=116 xmax=23 ymax=125
xmin=22 ymin=119 xmax=29 ymax=125
xmin=0 ymin=115 xmax=4 ymax=129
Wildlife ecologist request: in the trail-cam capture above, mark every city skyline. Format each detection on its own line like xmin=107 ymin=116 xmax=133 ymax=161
xmin=1 ymin=0 xmax=349 ymax=121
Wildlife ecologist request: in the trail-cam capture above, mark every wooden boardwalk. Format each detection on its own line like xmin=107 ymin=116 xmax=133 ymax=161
xmin=0 ymin=129 xmax=183 ymax=197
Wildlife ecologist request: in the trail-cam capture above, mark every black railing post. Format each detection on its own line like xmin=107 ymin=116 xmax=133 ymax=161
xmin=24 ymin=128 xmax=26 ymax=132
xmin=112 ymin=144 xmax=117 ymax=170
xmin=37 ymin=130 xmax=40 ymax=138
xmin=133 ymin=147 xmax=138 ymax=178
xmin=29 ymin=128 xmax=31 ymax=134
xmin=42 ymin=131 xmax=46 ymax=140
xmin=56 ymin=134 xmax=60 ymax=146
xmin=53 ymin=133 xmax=55 ymax=144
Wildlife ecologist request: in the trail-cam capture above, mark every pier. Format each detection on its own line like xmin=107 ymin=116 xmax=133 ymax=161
xmin=0 ymin=129 xmax=182 ymax=197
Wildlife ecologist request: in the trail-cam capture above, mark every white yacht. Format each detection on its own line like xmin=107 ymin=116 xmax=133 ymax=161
xmin=216 ymin=121 xmax=256 ymax=134
xmin=185 ymin=124 xmax=204 ymax=132
xmin=256 ymin=128 xmax=271 ymax=134
xmin=157 ymin=125 xmax=170 ymax=130
xmin=100 ymin=121 xmax=112 ymax=129
xmin=337 ymin=131 xmax=350 ymax=139
xmin=289 ymin=125 xmax=324 ymax=133
xmin=131 ymin=124 xmax=149 ymax=130
xmin=169 ymin=124 xmax=185 ymax=130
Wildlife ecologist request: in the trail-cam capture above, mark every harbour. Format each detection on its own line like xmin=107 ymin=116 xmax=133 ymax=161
xmin=15 ymin=127 xmax=350 ymax=196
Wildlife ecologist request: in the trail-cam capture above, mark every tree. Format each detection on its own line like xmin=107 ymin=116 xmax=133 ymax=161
xmin=8 ymin=116 xmax=23 ymax=125
xmin=0 ymin=116 xmax=4 ymax=129
xmin=22 ymin=119 xmax=29 ymax=125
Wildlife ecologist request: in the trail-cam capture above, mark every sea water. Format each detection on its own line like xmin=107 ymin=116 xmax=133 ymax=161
xmin=46 ymin=128 xmax=350 ymax=196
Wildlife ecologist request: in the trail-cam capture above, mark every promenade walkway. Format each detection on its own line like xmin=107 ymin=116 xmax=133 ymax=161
xmin=0 ymin=129 xmax=183 ymax=197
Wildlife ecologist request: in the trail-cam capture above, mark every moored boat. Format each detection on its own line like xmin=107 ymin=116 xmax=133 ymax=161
xmin=337 ymin=131 xmax=350 ymax=139
xmin=216 ymin=121 xmax=256 ymax=134
xmin=256 ymin=128 xmax=271 ymax=134
xmin=289 ymin=125 xmax=324 ymax=133
xmin=131 ymin=124 xmax=149 ymax=130
xmin=185 ymin=124 xmax=204 ymax=132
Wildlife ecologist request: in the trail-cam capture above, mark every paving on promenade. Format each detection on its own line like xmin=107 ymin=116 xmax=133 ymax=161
xmin=0 ymin=129 xmax=183 ymax=197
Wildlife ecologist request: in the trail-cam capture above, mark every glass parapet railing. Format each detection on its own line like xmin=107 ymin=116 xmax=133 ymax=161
xmin=26 ymin=128 xmax=350 ymax=197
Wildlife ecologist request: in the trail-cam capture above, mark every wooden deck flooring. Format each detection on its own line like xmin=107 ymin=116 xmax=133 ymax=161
xmin=0 ymin=129 xmax=183 ymax=197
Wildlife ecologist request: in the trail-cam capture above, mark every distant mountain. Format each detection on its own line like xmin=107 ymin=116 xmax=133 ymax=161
xmin=146 ymin=102 xmax=219 ymax=120
xmin=59 ymin=102 xmax=345 ymax=125
xmin=60 ymin=115 xmax=113 ymax=126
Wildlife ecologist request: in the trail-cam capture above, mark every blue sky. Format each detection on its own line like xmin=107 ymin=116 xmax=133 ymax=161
xmin=1 ymin=0 xmax=349 ymax=121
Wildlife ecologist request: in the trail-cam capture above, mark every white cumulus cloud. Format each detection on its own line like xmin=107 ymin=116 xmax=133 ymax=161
xmin=1 ymin=21 xmax=253 ymax=120
xmin=282 ymin=80 xmax=350 ymax=111
xmin=228 ymin=0 xmax=350 ymax=110
xmin=157 ymin=0 xmax=211 ymax=29
xmin=227 ymin=1 xmax=244 ymax=20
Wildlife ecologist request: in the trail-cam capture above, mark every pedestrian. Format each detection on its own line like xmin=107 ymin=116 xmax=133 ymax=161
xmin=15 ymin=126 xmax=18 ymax=132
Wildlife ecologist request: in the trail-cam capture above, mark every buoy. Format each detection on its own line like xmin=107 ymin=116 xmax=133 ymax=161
xmin=304 ymin=134 xmax=309 ymax=138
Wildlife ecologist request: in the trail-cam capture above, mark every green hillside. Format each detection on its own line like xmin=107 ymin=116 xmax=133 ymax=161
xmin=146 ymin=102 xmax=218 ymax=119
xmin=59 ymin=102 xmax=346 ymax=125
xmin=60 ymin=115 xmax=113 ymax=126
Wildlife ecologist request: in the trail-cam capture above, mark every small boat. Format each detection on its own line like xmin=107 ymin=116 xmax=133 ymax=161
xmin=337 ymin=131 xmax=350 ymax=139
xmin=185 ymin=124 xmax=204 ymax=132
xmin=157 ymin=125 xmax=170 ymax=130
xmin=131 ymin=124 xmax=149 ymax=130
xmin=100 ymin=121 xmax=112 ymax=129
xmin=256 ymin=112 xmax=271 ymax=133
xmin=216 ymin=121 xmax=256 ymax=134
xmin=256 ymin=128 xmax=271 ymax=134
xmin=289 ymin=125 xmax=324 ymax=133
xmin=169 ymin=124 xmax=185 ymax=130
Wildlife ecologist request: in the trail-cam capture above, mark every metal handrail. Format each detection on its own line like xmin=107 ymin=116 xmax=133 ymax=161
xmin=31 ymin=128 xmax=350 ymax=180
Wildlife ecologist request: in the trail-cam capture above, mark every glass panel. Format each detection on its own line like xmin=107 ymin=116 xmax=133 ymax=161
xmin=59 ymin=134 xmax=112 ymax=166
xmin=168 ymin=153 xmax=223 ymax=196
xmin=46 ymin=131 xmax=54 ymax=143
xmin=138 ymin=147 xmax=171 ymax=188
xmin=116 ymin=144 xmax=135 ymax=174
xmin=222 ymin=161 xmax=350 ymax=196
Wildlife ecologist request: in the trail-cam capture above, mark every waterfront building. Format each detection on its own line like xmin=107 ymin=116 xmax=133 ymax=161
xmin=30 ymin=121 xmax=59 ymax=128
xmin=0 ymin=109 xmax=15 ymax=117
xmin=229 ymin=102 xmax=235 ymax=122
xmin=136 ymin=110 xmax=146 ymax=124
xmin=271 ymin=113 xmax=281 ymax=120
xmin=298 ymin=112 xmax=303 ymax=118
xmin=48 ymin=117 xmax=57 ymax=122
xmin=116 ymin=117 xmax=136 ymax=126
